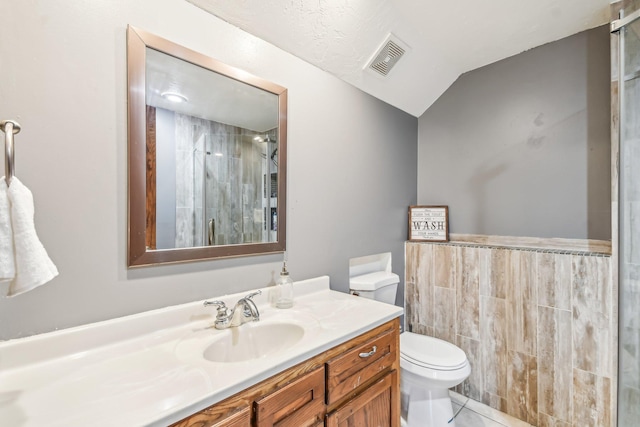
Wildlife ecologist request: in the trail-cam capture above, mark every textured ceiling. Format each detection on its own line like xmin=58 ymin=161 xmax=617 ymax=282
xmin=186 ymin=0 xmax=611 ymax=117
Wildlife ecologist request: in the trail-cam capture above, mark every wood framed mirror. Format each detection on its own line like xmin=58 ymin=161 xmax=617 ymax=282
xmin=127 ymin=26 xmax=287 ymax=267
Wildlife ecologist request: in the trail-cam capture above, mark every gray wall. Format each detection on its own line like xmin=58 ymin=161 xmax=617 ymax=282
xmin=418 ymin=26 xmax=611 ymax=240
xmin=0 ymin=0 xmax=417 ymax=340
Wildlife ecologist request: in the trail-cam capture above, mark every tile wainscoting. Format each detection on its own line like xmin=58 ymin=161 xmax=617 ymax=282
xmin=405 ymin=237 xmax=616 ymax=427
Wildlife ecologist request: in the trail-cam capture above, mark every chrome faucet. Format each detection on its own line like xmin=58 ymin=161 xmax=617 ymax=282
xmin=203 ymin=290 xmax=261 ymax=329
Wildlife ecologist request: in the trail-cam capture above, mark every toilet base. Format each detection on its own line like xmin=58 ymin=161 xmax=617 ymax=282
xmin=401 ymin=386 xmax=456 ymax=427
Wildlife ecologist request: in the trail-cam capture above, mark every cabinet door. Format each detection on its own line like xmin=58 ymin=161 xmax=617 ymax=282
xmin=254 ymin=366 xmax=325 ymax=427
xmin=326 ymin=370 xmax=398 ymax=427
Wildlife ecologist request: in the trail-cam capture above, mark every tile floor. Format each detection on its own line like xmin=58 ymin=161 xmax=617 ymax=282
xmin=450 ymin=391 xmax=533 ymax=427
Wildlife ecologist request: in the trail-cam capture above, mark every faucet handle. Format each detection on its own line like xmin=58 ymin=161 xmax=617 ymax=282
xmin=203 ymin=300 xmax=228 ymax=317
xmin=204 ymin=299 xmax=226 ymax=308
xmin=243 ymin=290 xmax=262 ymax=300
xmin=204 ymin=300 xmax=232 ymax=329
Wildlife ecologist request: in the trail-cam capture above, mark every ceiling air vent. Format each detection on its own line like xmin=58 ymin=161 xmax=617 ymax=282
xmin=366 ymin=34 xmax=408 ymax=77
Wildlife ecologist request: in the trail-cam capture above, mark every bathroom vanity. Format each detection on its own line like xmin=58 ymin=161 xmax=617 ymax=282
xmin=173 ymin=318 xmax=399 ymax=426
xmin=0 ymin=276 xmax=402 ymax=426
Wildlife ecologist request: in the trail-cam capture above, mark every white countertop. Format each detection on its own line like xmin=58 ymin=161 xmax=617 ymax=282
xmin=0 ymin=276 xmax=402 ymax=426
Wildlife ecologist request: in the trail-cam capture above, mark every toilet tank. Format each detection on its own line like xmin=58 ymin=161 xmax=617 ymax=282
xmin=349 ymin=271 xmax=399 ymax=305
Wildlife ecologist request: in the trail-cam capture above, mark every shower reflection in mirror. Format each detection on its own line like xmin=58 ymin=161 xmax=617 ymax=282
xmin=152 ymin=108 xmax=279 ymax=249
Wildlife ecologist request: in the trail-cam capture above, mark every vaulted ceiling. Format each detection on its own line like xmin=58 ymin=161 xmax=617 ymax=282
xmin=186 ymin=0 xmax=611 ymax=117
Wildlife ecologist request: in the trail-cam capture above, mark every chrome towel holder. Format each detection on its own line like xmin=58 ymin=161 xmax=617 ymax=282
xmin=0 ymin=119 xmax=21 ymax=187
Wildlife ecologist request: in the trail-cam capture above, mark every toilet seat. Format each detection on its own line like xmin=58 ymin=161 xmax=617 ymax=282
xmin=400 ymin=332 xmax=468 ymax=371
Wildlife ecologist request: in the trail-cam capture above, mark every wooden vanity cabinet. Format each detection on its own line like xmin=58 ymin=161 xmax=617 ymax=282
xmin=171 ymin=318 xmax=400 ymax=427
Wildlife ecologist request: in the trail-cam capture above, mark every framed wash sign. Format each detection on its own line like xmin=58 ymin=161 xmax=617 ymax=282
xmin=408 ymin=205 xmax=449 ymax=242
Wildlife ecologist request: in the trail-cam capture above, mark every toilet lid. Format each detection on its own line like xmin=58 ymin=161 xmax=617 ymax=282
xmin=400 ymin=332 xmax=468 ymax=370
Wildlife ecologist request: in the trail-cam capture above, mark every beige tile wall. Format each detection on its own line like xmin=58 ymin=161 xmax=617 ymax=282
xmin=405 ymin=241 xmax=616 ymax=427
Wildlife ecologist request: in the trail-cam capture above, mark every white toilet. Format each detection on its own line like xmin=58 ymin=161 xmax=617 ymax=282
xmin=349 ymin=271 xmax=471 ymax=427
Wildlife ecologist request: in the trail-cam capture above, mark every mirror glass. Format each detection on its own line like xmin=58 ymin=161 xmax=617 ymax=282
xmin=127 ymin=26 xmax=287 ymax=267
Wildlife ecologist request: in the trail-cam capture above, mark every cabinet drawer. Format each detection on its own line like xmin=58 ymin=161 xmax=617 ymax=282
xmin=213 ymin=407 xmax=251 ymax=427
xmin=325 ymin=328 xmax=396 ymax=405
xmin=171 ymin=406 xmax=250 ymax=427
xmin=254 ymin=366 xmax=325 ymax=427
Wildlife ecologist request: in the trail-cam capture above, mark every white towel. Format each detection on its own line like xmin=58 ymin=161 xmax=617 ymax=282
xmin=0 ymin=177 xmax=15 ymax=283
xmin=5 ymin=177 xmax=58 ymax=296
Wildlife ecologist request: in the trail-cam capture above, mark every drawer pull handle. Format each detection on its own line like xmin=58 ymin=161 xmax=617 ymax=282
xmin=359 ymin=345 xmax=377 ymax=358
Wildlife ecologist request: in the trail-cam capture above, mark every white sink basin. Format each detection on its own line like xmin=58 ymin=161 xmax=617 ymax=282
xmin=174 ymin=313 xmax=320 ymax=365
xmin=202 ymin=322 xmax=305 ymax=363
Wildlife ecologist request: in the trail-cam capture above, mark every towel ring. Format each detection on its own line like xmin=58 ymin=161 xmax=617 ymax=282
xmin=0 ymin=119 xmax=21 ymax=187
